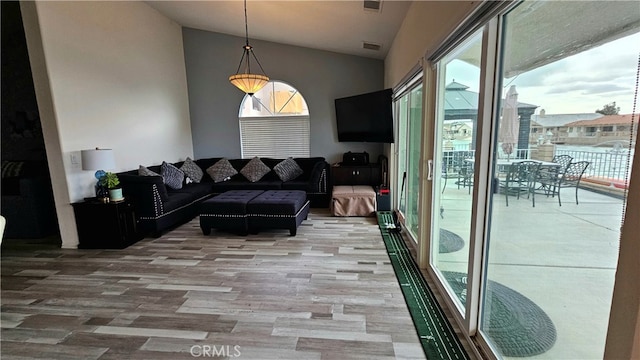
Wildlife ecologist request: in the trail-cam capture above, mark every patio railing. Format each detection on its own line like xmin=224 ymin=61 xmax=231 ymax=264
xmin=443 ymin=148 xmax=634 ymax=181
xmin=556 ymin=149 xmax=632 ymax=181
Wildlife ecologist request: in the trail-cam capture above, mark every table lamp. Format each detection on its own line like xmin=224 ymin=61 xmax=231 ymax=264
xmin=81 ymin=148 xmax=116 ymax=198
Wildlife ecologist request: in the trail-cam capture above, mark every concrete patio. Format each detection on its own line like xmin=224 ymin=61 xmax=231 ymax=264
xmin=436 ymin=181 xmax=623 ymax=359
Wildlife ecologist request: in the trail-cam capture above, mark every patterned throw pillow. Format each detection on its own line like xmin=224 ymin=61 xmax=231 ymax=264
xmin=138 ymin=165 xmax=160 ymax=177
xmin=240 ymin=157 xmax=271 ymax=183
xmin=206 ymin=158 xmax=238 ymax=183
xmin=273 ymin=157 xmax=303 ymax=182
xmin=161 ymin=161 xmax=184 ymax=190
xmin=179 ymin=157 xmax=203 ymax=183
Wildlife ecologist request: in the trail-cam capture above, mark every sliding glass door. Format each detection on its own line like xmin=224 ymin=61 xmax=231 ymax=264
xmin=430 ymin=31 xmax=484 ymax=314
xmin=395 ymin=80 xmax=423 ymax=240
xmin=413 ymin=1 xmax=639 ymax=358
xmin=396 ymin=93 xmax=408 ymax=215
xmin=478 ymin=3 xmax=638 ymax=358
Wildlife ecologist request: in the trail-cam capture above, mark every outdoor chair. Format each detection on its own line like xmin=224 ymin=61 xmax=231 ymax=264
xmin=538 ymin=161 xmax=590 ymax=206
xmin=499 ymin=161 xmax=541 ymax=207
xmin=536 ymin=154 xmax=573 ymax=192
xmin=552 ymin=154 xmax=573 ymax=171
xmin=441 ymin=161 xmax=460 ymax=194
xmin=456 ymin=161 xmax=474 ymax=194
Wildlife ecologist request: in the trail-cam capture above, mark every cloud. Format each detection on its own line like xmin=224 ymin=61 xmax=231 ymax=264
xmin=511 ymin=32 xmax=639 ymax=87
xmin=442 ymin=30 xmax=640 ymax=114
xmin=580 ymin=84 xmax=630 ymax=95
xmin=545 ymin=83 xmax=629 ymax=95
xmin=512 ymin=31 xmax=640 ymax=113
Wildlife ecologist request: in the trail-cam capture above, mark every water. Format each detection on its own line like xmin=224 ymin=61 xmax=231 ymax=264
xmin=556 ymin=144 xmax=635 ymax=155
xmin=555 ymin=145 xmax=634 ymax=181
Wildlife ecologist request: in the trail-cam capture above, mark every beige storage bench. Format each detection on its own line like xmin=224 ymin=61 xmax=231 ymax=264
xmin=331 ymin=185 xmax=376 ymax=216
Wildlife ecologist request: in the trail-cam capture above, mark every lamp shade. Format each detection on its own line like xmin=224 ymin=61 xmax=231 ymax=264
xmin=229 ymin=73 xmax=269 ymax=96
xmin=81 ymin=148 xmax=115 ymax=170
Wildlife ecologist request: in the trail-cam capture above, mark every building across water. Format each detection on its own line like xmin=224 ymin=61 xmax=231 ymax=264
xmin=529 ymin=112 xmax=638 ymax=147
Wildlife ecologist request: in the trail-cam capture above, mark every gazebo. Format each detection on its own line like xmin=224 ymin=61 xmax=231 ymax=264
xmin=444 ymin=81 xmax=538 ymax=151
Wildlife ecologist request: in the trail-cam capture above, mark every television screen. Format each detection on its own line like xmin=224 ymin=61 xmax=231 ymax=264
xmin=335 ymin=88 xmax=394 ymax=143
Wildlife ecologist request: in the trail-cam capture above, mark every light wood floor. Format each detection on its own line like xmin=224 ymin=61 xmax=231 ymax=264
xmin=1 ymin=209 xmax=472 ymax=359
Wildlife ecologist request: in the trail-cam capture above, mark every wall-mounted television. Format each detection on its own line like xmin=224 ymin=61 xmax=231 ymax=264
xmin=335 ymin=88 xmax=394 ymax=143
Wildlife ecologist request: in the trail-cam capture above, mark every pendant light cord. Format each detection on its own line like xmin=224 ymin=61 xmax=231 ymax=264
xmin=231 ymin=0 xmax=268 ymax=78
xmin=244 ymin=0 xmax=249 ymax=47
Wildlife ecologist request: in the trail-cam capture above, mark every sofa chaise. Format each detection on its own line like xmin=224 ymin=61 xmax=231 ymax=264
xmin=118 ymin=157 xmax=329 ymax=237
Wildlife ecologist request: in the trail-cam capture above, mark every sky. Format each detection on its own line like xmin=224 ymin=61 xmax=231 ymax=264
xmin=445 ymin=31 xmax=640 ymax=115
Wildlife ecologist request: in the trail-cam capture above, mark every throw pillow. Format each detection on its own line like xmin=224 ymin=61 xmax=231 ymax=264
xmin=161 ymin=161 xmax=184 ymax=190
xmin=273 ymin=157 xmax=303 ymax=182
xmin=138 ymin=165 xmax=160 ymax=177
xmin=179 ymin=157 xmax=203 ymax=183
xmin=137 ymin=165 xmax=169 ymax=202
xmin=206 ymin=158 xmax=238 ymax=183
xmin=240 ymin=157 xmax=271 ymax=182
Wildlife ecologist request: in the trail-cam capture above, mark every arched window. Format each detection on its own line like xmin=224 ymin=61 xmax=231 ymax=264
xmin=238 ymin=81 xmax=310 ymax=158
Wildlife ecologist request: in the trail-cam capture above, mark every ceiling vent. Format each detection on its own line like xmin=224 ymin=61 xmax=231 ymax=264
xmin=363 ymin=42 xmax=381 ymax=51
xmin=363 ymin=0 xmax=381 ymax=12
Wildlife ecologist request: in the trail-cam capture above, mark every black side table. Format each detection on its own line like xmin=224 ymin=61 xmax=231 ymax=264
xmin=72 ymin=198 xmax=141 ymax=249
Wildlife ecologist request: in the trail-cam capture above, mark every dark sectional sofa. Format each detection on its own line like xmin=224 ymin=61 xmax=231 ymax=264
xmin=118 ymin=157 xmax=329 ymax=237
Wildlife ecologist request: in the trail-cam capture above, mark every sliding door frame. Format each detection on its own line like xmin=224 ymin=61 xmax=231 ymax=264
xmin=416 ymin=64 xmax=435 ymax=269
xmin=392 ymin=69 xmax=424 ymax=239
xmin=417 ymin=6 xmax=520 ymax=359
xmin=419 ymin=18 xmax=502 ymax=348
xmin=468 ymin=17 xmax=503 ymax=357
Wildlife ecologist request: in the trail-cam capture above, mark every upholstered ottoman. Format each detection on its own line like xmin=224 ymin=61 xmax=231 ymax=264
xmin=199 ymin=190 xmax=264 ymax=235
xmin=331 ymin=185 xmax=376 ymax=217
xmin=247 ymin=190 xmax=310 ymax=236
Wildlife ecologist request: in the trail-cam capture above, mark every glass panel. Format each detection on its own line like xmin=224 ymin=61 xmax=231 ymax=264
xmin=239 ymin=81 xmax=310 ymax=157
xmin=396 ymin=96 xmax=409 ymax=213
xmin=481 ymin=1 xmax=638 ymax=358
xmin=239 ymin=81 xmax=309 ymax=117
xmin=431 ymin=31 xmax=483 ymax=314
xmin=405 ymin=85 xmax=423 ymax=237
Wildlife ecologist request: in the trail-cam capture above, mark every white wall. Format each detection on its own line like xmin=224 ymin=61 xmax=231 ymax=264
xmin=384 ymin=1 xmax=479 ymax=88
xmin=22 ymin=1 xmax=193 ymax=248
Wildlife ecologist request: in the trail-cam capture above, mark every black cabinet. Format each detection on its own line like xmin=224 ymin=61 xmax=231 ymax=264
xmin=72 ymin=199 xmax=141 ymax=249
xmin=332 ymin=164 xmax=381 ymax=186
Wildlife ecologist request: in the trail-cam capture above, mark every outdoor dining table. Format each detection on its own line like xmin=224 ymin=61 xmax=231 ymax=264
xmin=498 ymin=159 xmax=561 ymax=174
xmin=463 ymin=158 xmax=562 ymax=193
xmin=464 ymin=158 xmax=561 ymax=171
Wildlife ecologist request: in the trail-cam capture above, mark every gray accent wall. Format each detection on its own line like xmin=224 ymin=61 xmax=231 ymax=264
xmin=182 ymin=28 xmax=386 ymax=164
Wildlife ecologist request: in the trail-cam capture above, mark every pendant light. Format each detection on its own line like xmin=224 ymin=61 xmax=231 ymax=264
xmin=229 ymin=0 xmax=269 ymax=96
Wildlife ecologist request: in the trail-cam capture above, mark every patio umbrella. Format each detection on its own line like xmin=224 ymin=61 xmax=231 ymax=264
xmin=499 ymin=85 xmax=519 ymax=159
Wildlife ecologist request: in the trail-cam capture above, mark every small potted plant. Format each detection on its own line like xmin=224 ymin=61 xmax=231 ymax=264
xmin=100 ymin=172 xmax=124 ymax=202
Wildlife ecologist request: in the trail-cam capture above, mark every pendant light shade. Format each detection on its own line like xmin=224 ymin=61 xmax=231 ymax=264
xmin=229 ymin=0 xmax=269 ymax=96
xmin=229 ymin=73 xmax=269 ymax=96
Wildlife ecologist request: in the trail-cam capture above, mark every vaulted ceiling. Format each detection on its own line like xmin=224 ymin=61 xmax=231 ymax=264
xmin=145 ymin=0 xmax=413 ymax=60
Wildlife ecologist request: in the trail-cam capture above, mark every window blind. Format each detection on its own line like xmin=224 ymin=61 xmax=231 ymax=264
xmin=240 ymin=116 xmax=310 ymax=158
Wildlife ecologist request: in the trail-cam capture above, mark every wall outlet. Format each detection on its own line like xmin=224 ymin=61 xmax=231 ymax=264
xmin=70 ymin=153 xmax=80 ymax=166
xmin=69 ymin=151 xmax=82 ymax=170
